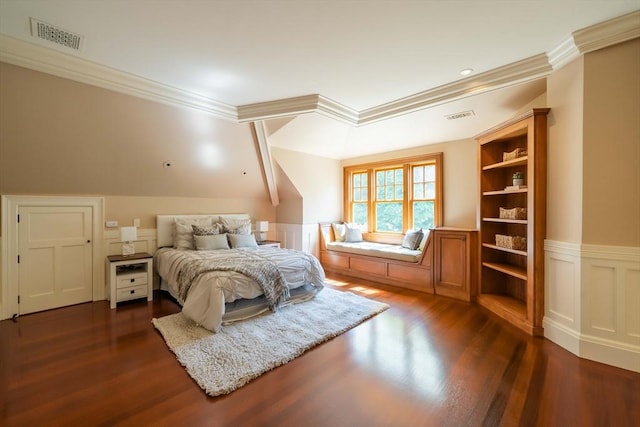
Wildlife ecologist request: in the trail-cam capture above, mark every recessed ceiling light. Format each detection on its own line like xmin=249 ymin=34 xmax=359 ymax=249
xmin=460 ymin=68 xmax=474 ymax=76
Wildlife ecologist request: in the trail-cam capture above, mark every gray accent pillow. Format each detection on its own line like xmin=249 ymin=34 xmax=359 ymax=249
xmin=195 ymin=233 xmax=230 ymax=250
xmin=228 ymin=233 xmax=258 ymax=248
xmin=401 ymin=229 xmax=424 ymax=250
xmin=192 ymin=224 xmax=221 ymax=236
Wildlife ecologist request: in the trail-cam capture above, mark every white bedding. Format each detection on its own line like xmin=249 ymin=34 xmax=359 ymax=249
xmin=155 ymin=246 xmax=325 ymax=331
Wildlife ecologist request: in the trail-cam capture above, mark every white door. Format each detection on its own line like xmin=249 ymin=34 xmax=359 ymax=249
xmin=18 ymin=206 xmax=93 ymax=314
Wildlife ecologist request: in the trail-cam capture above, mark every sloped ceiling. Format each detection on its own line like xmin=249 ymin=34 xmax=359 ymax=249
xmin=0 ymin=2 xmax=638 ymax=160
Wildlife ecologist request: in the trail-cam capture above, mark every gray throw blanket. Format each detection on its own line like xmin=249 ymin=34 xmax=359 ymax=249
xmin=176 ymin=250 xmax=290 ymax=312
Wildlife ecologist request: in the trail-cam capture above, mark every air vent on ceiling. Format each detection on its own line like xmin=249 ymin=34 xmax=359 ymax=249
xmin=445 ymin=110 xmax=475 ymax=120
xmin=30 ymin=17 xmax=84 ymax=51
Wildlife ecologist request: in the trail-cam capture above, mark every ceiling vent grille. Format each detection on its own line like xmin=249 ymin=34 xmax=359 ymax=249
xmin=30 ymin=18 xmax=83 ymax=51
xmin=445 ymin=110 xmax=475 ymax=120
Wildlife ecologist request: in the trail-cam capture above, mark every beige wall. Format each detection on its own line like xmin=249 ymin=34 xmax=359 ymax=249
xmin=104 ymin=196 xmax=276 ymax=229
xmin=546 ymin=57 xmax=585 ymax=244
xmin=271 ymin=147 xmax=343 ymax=224
xmin=0 ymin=62 xmax=278 ymax=229
xmin=0 ymin=62 xmax=271 ymax=201
xmin=342 ymin=138 xmax=478 ymax=229
xmin=582 ymin=39 xmax=640 ymax=246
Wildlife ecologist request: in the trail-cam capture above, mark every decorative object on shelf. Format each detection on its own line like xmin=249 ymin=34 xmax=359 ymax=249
xmin=499 ymin=207 xmax=527 ymax=220
xmin=256 ymin=221 xmax=269 ymax=242
xmin=120 ymin=226 xmax=137 ymax=256
xmin=495 ymin=234 xmax=527 ymax=250
xmin=512 ymin=171 xmax=525 ymax=186
xmin=503 ymin=148 xmax=527 ymax=162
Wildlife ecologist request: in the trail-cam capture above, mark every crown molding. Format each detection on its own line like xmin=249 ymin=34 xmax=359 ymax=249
xmin=573 ymin=10 xmax=640 ymax=55
xmin=238 ymin=94 xmax=359 ymax=125
xmin=0 ymin=34 xmax=237 ymax=121
xmin=1 ymin=10 xmax=638 ymax=126
xmin=547 ymin=36 xmax=581 ymax=70
xmin=358 ymin=54 xmax=552 ymax=125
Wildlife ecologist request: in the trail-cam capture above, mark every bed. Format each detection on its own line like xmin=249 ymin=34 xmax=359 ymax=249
xmin=155 ymin=214 xmax=325 ymax=332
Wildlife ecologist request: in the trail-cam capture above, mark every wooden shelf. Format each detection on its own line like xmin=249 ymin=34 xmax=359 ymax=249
xmin=482 ymin=156 xmax=527 ymax=171
xmin=476 ymin=108 xmax=549 ymax=336
xmin=483 ymin=188 xmax=528 ymax=196
xmin=482 ymin=243 xmax=527 ymax=256
xmin=482 ymin=262 xmax=527 ymax=280
xmin=482 ymin=217 xmax=527 ymax=224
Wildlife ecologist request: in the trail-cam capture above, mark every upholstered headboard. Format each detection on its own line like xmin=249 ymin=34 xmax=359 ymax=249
xmin=156 ymin=214 xmax=251 ymax=248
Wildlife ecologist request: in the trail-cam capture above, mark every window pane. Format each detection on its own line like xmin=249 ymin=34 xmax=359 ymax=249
xmin=395 ymin=169 xmax=403 ymax=182
xmin=395 ymin=185 xmax=403 ymax=199
xmin=425 ymin=182 xmax=435 ymax=199
xmin=386 ymin=170 xmax=394 ymax=185
xmin=376 ymin=202 xmax=402 ymax=232
xmin=414 ymin=166 xmax=423 ymax=181
xmin=377 ymin=186 xmax=385 ymax=200
xmin=426 ymin=165 xmax=435 ymax=181
xmin=353 ymin=174 xmax=360 ymax=187
xmin=376 ymin=171 xmax=384 ymax=186
xmin=414 ymin=183 xmax=424 ymax=199
xmin=385 ymin=186 xmax=394 ymax=200
xmin=413 ymin=201 xmax=434 ymax=230
xmin=353 ymin=203 xmax=368 ymax=229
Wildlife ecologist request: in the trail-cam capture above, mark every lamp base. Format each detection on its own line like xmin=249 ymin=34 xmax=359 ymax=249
xmin=122 ymin=242 xmax=135 ymax=256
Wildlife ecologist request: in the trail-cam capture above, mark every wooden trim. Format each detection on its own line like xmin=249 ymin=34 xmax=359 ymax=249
xmin=342 ymin=152 xmax=443 ymax=233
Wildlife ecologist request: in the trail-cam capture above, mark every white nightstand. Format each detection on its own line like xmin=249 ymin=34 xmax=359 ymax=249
xmin=106 ymin=253 xmax=153 ymax=308
xmin=258 ymin=240 xmax=281 ymax=248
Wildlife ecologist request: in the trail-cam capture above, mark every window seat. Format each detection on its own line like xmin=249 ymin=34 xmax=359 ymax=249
xmin=325 ymin=241 xmax=422 ymax=263
xmin=319 ymin=223 xmax=434 ymax=293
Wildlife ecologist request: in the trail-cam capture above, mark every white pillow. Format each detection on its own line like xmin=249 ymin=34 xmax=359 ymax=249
xmin=174 ymin=217 xmax=213 ymax=250
xmin=401 ymin=229 xmax=424 ymax=250
xmin=228 ymin=233 xmax=258 ymax=248
xmin=332 ymin=223 xmax=347 ymax=242
xmin=221 ymin=217 xmax=252 ymax=235
xmin=344 ymin=224 xmax=363 ymax=242
xmin=195 ymin=234 xmax=230 ymax=250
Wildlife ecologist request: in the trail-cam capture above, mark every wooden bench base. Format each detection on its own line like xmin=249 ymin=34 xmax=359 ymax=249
xmin=319 ymin=224 xmax=477 ymax=300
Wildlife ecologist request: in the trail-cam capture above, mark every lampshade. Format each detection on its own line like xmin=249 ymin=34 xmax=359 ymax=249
xmin=120 ymin=226 xmax=138 ymax=242
xmin=256 ymin=221 xmax=269 ymax=232
xmin=120 ymin=226 xmax=137 ymax=256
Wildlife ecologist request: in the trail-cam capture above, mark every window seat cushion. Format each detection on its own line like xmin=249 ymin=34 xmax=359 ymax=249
xmin=326 ymin=240 xmax=421 ymax=263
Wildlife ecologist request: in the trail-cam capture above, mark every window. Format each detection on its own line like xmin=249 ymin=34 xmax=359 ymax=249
xmin=344 ymin=153 xmax=442 ymax=235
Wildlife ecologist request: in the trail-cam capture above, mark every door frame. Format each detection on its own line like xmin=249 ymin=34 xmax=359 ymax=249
xmin=1 ymin=195 xmax=104 ymax=319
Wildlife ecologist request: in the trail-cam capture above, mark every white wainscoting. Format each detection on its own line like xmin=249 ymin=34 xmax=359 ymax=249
xmin=544 ymin=240 xmax=640 ymax=372
xmin=274 ymin=223 xmax=321 ymax=257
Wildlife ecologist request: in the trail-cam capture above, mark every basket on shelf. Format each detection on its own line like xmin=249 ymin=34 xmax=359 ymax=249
xmin=503 ymin=148 xmax=527 ymax=162
xmin=499 ymin=207 xmax=527 ymax=220
xmin=495 ymin=234 xmax=527 ymax=250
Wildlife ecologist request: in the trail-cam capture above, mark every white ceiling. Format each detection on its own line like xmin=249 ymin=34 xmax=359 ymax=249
xmin=1 ymin=1 xmax=639 ymax=159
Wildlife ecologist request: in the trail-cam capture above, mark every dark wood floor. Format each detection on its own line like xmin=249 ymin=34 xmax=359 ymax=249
xmin=1 ymin=273 xmax=639 ymax=427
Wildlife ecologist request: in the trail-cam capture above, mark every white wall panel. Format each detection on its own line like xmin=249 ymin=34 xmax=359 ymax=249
xmin=545 ymin=240 xmax=640 ymax=372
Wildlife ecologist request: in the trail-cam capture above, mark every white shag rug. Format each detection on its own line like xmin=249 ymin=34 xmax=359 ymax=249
xmin=152 ymin=287 xmax=389 ymax=397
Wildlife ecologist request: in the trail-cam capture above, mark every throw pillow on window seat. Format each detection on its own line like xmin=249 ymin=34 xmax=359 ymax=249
xmin=344 ymin=224 xmax=364 ymax=242
xmin=401 ymin=229 xmax=424 ymax=250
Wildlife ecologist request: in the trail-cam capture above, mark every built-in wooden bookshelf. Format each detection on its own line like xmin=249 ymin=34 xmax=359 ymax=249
xmin=475 ymin=108 xmax=549 ymax=336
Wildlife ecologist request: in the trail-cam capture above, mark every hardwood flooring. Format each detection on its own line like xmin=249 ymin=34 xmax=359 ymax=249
xmin=1 ymin=273 xmax=638 ymax=426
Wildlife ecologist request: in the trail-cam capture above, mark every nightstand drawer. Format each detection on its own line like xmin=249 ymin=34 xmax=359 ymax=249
xmin=116 ymin=272 xmax=148 ymax=289
xmin=116 ymin=284 xmax=148 ymax=301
